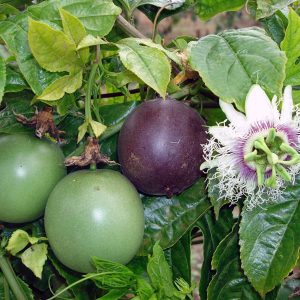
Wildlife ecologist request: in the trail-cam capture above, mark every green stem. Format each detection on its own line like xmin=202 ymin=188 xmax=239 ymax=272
xmin=0 ymin=254 xmax=27 ymax=300
xmin=47 ymin=272 xmax=114 ymax=300
xmin=152 ymin=2 xmax=174 ymax=41
xmin=86 ymin=63 xmax=98 ymax=123
xmin=3 ymin=276 xmax=10 ymax=300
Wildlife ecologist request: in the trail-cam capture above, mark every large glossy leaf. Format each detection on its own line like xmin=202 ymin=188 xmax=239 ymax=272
xmin=188 ymin=27 xmax=286 ymax=111
xmin=118 ymin=39 xmax=171 ymax=98
xmin=196 ymin=209 xmax=235 ymax=300
xmin=165 ymin=232 xmax=191 ymax=284
xmin=248 ymin=0 xmax=296 ymax=19
xmin=208 ymin=224 xmax=261 ymax=300
xmin=28 ymin=0 xmax=121 ymax=37
xmin=139 ymin=178 xmax=211 ymax=255
xmin=262 ymin=12 xmax=287 ymax=45
xmin=281 ymin=9 xmax=300 ymax=85
xmin=0 ymin=57 xmax=5 ymax=104
xmin=239 ymin=175 xmax=300 ymax=296
xmin=0 ymin=93 xmax=35 ymax=134
xmin=194 ymin=0 xmax=246 ymax=20
xmin=0 ymin=15 xmax=59 ymax=95
xmin=5 ymin=67 xmax=28 ymax=93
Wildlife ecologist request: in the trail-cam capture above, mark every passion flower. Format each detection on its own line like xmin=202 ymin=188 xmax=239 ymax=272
xmin=201 ymin=85 xmax=300 ymax=209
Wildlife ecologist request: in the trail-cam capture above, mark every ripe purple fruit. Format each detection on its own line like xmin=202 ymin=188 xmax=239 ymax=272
xmin=118 ymin=98 xmax=207 ymax=196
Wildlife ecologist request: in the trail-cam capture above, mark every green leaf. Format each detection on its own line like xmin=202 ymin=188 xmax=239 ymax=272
xmin=188 ymin=28 xmax=286 ymax=111
xmin=196 ymin=209 xmax=235 ymax=300
xmin=136 ymin=277 xmax=155 ymax=300
xmin=147 ymin=242 xmax=177 ymax=298
xmin=6 ymin=230 xmax=40 ymax=255
xmin=28 ymin=18 xmax=81 ymax=73
xmin=281 ymin=9 xmax=300 ymax=85
xmin=239 ymin=176 xmax=300 ymax=296
xmin=106 ymin=70 xmax=142 ymax=89
xmin=28 ymin=0 xmax=121 ymax=37
xmin=0 ymin=271 xmax=34 ymax=300
xmin=0 ymin=3 xmax=19 ymax=15
xmin=293 ymin=89 xmax=300 ymax=105
xmin=49 ymin=252 xmax=92 ymax=300
xmin=117 ymin=38 xmax=171 ymax=98
xmin=0 ymin=56 xmax=5 ymax=104
xmin=0 ymin=16 xmax=59 ymax=95
xmin=195 ymin=0 xmax=246 ymax=20
xmin=0 ymin=93 xmax=35 ymax=134
xmin=89 ymin=257 xmax=136 ymax=289
xmin=99 ymin=289 xmax=129 ymax=300
xmin=5 ymin=67 xmax=28 ymax=93
xmin=77 ymin=35 xmax=108 ymax=50
xmin=250 ymin=0 xmax=296 ymax=19
xmin=17 ymin=277 xmax=34 ymax=300
xmin=20 ymin=243 xmax=48 ymax=279
xmin=124 ymin=38 xmax=181 ymax=65
xmin=59 ymin=7 xmax=89 ymax=64
xmin=262 ymin=13 xmax=286 ymax=45
xmin=165 ymin=233 xmax=191 ymax=284
xmin=139 ymin=178 xmax=211 ymax=255
xmin=208 ymin=224 xmax=261 ymax=300
xmin=37 ymin=71 xmax=83 ymax=101
xmin=206 ymin=170 xmax=230 ymax=219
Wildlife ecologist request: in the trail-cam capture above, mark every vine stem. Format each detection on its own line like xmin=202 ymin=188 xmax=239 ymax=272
xmin=152 ymin=2 xmax=175 ymax=41
xmin=47 ymin=272 xmax=115 ymax=300
xmin=0 ymin=254 xmax=28 ymax=300
xmin=116 ymin=15 xmax=146 ymax=39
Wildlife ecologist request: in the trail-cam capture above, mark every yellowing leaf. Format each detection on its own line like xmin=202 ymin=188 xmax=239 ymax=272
xmin=20 ymin=243 xmax=48 ymax=279
xmin=118 ymin=39 xmax=171 ymax=98
xmin=77 ymin=34 xmax=108 ymax=50
xmin=6 ymin=230 xmax=39 ymax=256
xmin=28 ymin=18 xmax=81 ymax=73
xmin=59 ymin=8 xmax=89 ymax=64
xmin=78 ymin=121 xmax=89 ymax=143
xmin=90 ymin=120 xmax=107 ymax=138
xmin=38 ymin=71 xmax=83 ymax=101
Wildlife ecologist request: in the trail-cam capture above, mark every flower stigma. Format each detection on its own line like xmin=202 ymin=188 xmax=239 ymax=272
xmin=201 ymin=85 xmax=300 ymax=209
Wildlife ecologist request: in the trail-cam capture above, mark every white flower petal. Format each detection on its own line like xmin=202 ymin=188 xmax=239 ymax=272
xmin=271 ymin=95 xmax=280 ymax=123
xmin=280 ymin=85 xmax=293 ymax=124
xmin=219 ymin=100 xmax=247 ymax=128
xmin=208 ymin=126 xmax=235 ymax=146
xmin=245 ymin=85 xmax=274 ymax=125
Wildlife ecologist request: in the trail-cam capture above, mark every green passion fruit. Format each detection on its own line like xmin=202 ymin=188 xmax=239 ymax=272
xmin=0 ymin=134 xmax=66 ymax=223
xmin=44 ymin=169 xmax=145 ymax=273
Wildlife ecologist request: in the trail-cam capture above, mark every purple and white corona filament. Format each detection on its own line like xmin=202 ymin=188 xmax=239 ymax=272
xmin=201 ymin=85 xmax=300 ymax=209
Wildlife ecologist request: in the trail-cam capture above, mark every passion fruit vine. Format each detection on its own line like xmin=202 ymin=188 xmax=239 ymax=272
xmin=118 ymin=98 xmax=207 ymax=196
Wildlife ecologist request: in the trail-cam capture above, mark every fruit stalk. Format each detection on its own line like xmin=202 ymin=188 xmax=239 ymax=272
xmin=0 ymin=253 xmax=28 ymax=300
